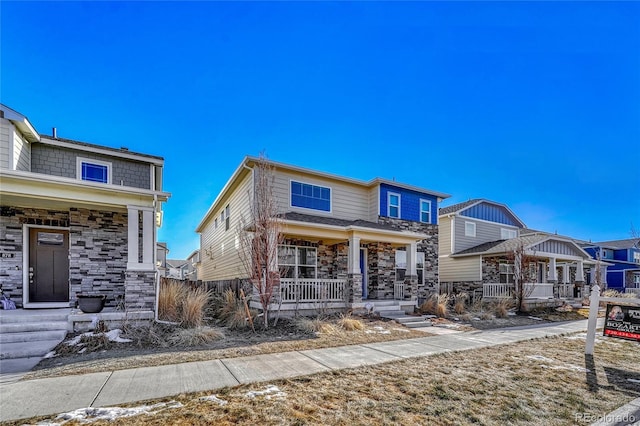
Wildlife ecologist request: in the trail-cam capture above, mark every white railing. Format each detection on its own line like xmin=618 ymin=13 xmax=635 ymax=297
xmin=279 ymin=279 xmax=346 ymax=303
xmin=555 ymin=284 xmax=573 ymax=298
xmin=526 ymin=283 xmax=554 ymax=299
xmin=625 ymin=288 xmax=640 ymax=296
xmin=483 ymin=283 xmax=513 ymax=299
xmin=394 ymin=282 xmax=405 ymax=300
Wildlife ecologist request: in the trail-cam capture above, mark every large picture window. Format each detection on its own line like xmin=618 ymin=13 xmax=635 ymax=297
xmin=394 ymin=250 xmax=425 ymax=285
xmin=291 ymin=181 xmax=331 ymax=212
xmin=499 ymin=262 xmax=515 ymax=284
xmin=278 ymin=245 xmax=317 ymax=279
xmin=77 ymin=157 xmax=111 ymax=184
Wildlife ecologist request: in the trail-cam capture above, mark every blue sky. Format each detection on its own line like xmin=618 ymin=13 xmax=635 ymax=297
xmin=2 ymin=1 xmax=638 ymax=259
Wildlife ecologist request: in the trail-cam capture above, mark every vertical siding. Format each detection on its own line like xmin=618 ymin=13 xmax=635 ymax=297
xmin=439 ymin=256 xmax=481 ymax=281
xmin=455 ymin=218 xmax=518 ymax=253
xmin=199 ymin=171 xmax=254 ymax=281
xmin=460 ymin=202 xmax=520 ymax=226
xmin=271 ymin=169 xmax=370 ymax=220
xmin=0 ymin=120 xmax=12 ymax=169
xmin=13 ymin=129 xmax=31 ymax=171
xmin=531 ymin=240 xmax=582 ymax=257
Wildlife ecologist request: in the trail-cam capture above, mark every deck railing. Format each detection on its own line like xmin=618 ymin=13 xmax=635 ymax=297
xmin=279 ymin=279 xmax=346 ymax=303
xmin=483 ymin=283 xmax=560 ymax=299
xmin=483 ymin=283 xmax=513 ymax=299
xmin=394 ymin=282 xmax=405 ymax=300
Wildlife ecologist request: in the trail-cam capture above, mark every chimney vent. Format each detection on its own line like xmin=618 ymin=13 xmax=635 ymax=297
xmin=52 ymin=127 xmax=57 ymax=138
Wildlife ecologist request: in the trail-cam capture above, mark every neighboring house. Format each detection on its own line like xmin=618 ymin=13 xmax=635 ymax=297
xmin=156 ymin=242 xmax=169 ymax=277
xmin=0 ymin=104 xmax=169 ymax=310
xmin=166 ymin=259 xmax=189 ymax=279
xmin=185 ymin=249 xmax=200 ymax=281
xmin=438 ymin=199 xmax=598 ymax=302
xmin=196 ymin=156 xmax=450 ymax=312
xmin=582 ymin=239 xmax=640 ymax=294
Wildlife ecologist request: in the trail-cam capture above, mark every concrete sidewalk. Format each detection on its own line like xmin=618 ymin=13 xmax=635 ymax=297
xmin=0 ymin=319 xmax=603 ymax=422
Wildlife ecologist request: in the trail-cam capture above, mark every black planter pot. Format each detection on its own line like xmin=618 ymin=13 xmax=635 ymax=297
xmin=76 ymin=295 xmax=106 ymax=313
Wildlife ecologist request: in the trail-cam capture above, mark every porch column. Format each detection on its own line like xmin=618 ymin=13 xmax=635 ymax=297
xmin=347 ymin=235 xmax=362 ymax=304
xmin=404 ymin=242 xmax=418 ymax=301
xmin=547 ymin=257 xmax=557 ymax=283
xmin=575 ymin=260 xmax=585 ymax=282
xmin=562 ymin=264 xmax=570 ymax=284
xmin=142 ymin=209 xmax=154 ymax=266
xmin=127 ymin=207 xmax=139 ymax=269
xmin=125 ymin=205 xmax=156 ymax=311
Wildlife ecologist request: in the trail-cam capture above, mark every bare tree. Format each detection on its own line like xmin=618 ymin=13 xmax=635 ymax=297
xmin=237 ymin=154 xmax=284 ymax=328
xmin=507 ymin=240 xmax=538 ymax=313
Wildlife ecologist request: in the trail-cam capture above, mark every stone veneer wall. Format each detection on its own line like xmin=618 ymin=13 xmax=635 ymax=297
xmin=377 ymin=217 xmax=439 ymax=299
xmin=0 ymin=206 xmax=131 ymax=308
xmin=69 ymin=208 xmax=128 ymax=308
xmin=366 ymin=242 xmax=395 ymax=299
xmin=124 ymin=271 xmax=156 ymax=310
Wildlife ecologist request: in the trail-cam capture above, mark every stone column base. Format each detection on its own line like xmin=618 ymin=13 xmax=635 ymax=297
xmin=347 ymin=273 xmax=363 ymax=304
xmin=404 ymin=275 xmax=418 ymax=301
xmin=125 ymin=270 xmax=156 ymax=311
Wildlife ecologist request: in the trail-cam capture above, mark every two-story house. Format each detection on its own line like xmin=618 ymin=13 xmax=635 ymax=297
xmin=196 ymin=156 xmax=450 ymax=312
xmin=0 ymin=104 xmax=170 ymax=311
xmin=583 ymin=239 xmax=640 ymax=294
xmin=438 ymin=199 xmax=597 ymax=303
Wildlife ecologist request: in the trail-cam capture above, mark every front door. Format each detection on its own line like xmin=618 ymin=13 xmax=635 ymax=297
xmin=360 ymin=248 xmax=368 ymax=299
xmin=29 ymin=228 xmax=69 ymax=302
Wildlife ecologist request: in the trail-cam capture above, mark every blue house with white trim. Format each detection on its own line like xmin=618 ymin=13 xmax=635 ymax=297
xmin=583 ymin=239 xmax=640 ymax=292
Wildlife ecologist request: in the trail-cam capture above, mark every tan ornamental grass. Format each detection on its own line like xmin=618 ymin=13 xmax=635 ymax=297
xmin=158 ymin=279 xmax=187 ymax=322
xmin=181 ymin=286 xmax=212 ymax=328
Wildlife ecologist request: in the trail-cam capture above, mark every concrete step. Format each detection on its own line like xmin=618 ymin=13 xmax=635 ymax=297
xmin=0 ymin=339 xmax=62 ymax=360
xmin=404 ymin=321 xmax=433 ymax=328
xmin=0 ymin=321 xmax=68 ymax=334
xmin=0 ymin=312 xmax=69 ymax=324
xmin=366 ymin=300 xmax=398 ymax=307
xmin=0 ymin=329 xmax=68 ymax=344
xmin=392 ymin=315 xmax=430 ymax=324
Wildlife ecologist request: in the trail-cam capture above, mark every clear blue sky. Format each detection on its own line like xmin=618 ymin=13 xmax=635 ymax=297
xmin=2 ymin=1 xmax=638 ymax=259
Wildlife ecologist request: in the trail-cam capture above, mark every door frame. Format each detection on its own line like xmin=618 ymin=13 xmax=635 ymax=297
xmin=23 ymin=224 xmax=71 ymax=308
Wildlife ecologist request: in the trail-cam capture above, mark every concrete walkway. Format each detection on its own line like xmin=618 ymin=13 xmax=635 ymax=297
xmin=0 ymin=319 xmax=607 ymax=422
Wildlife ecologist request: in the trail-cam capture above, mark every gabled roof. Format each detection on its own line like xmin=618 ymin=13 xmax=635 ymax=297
xmin=0 ymin=104 xmax=40 ymax=143
xmin=438 ymin=198 xmax=526 ymax=228
xmin=281 ymin=211 xmax=398 ymax=232
xmin=587 ymin=238 xmax=640 ymax=250
xmin=166 ymin=259 xmax=188 ymax=269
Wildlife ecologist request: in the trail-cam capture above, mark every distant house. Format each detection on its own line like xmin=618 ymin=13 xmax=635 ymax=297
xmin=582 ymin=239 xmax=640 ymax=294
xmin=157 ymin=242 xmax=169 ymax=277
xmin=438 ymin=199 xmax=598 ymax=303
xmin=196 ymin=156 xmax=450 ymax=312
xmin=166 ymin=259 xmax=188 ymax=279
xmin=185 ymin=249 xmax=200 ymax=281
xmin=0 ymin=104 xmax=170 ymax=310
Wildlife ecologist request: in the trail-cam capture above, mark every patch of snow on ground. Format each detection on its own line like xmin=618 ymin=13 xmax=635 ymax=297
xmin=628 ymin=379 xmax=640 ymax=384
xmin=526 ymin=355 xmax=556 ymax=363
xmin=564 ymin=333 xmax=621 ymax=345
xmin=43 ymin=351 xmax=57 ymax=359
xmin=528 ymin=316 xmax=543 ymax=321
xmin=65 ymin=329 xmax=132 ymax=347
xmin=526 ymin=355 xmax=590 ymax=372
xmin=245 ymin=385 xmax=287 ymax=400
xmin=392 ymin=328 xmax=410 ymax=333
xmin=199 ymin=395 xmax=228 ymax=405
xmin=54 ymin=401 xmax=181 ymax=423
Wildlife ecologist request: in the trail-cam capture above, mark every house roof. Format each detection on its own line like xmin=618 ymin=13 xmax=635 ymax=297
xmin=281 ymin=211 xmax=398 ymax=232
xmin=587 ymin=238 xmax=640 ymax=250
xmin=438 ymin=198 xmax=526 ymax=228
xmin=166 ymin=259 xmax=188 ymax=269
xmin=0 ymin=104 xmax=40 ymax=143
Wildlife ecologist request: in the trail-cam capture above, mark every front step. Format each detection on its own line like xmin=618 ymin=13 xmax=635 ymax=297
xmin=0 ymin=340 xmax=63 ymax=360
xmin=0 ymin=329 xmax=68 ymax=344
xmin=0 ymin=321 xmax=69 ymax=334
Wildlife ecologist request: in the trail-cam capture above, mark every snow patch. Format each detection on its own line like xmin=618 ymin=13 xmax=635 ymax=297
xmin=627 ymin=379 xmax=640 ymax=384
xmin=53 ymin=401 xmax=181 ymax=423
xmin=43 ymin=351 xmax=57 ymax=359
xmin=199 ymin=395 xmax=228 ymax=405
xmin=528 ymin=316 xmax=543 ymax=321
xmin=66 ymin=329 xmax=132 ymax=347
xmin=245 ymin=385 xmax=287 ymax=400
xmin=526 ymin=355 xmax=590 ymax=372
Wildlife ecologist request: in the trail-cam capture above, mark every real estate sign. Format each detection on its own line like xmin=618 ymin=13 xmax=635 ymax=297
xmin=603 ymin=304 xmax=640 ymax=341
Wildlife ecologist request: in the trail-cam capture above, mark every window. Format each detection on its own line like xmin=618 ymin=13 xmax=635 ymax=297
xmin=224 ymin=205 xmax=230 ymax=230
xmin=291 ymin=181 xmax=331 ymax=212
xmin=214 ymin=218 xmax=218 ymax=229
xmin=633 ymin=252 xmax=640 ymax=264
xmin=420 ymin=199 xmax=431 ymax=223
xmin=465 ymin=221 xmax=476 ymax=237
xmin=501 ymin=228 xmax=517 ymax=239
xmin=388 ymin=192 xmax=400 ymax=218
xmin=634 ymin=274 xmax=640 ymax=285
xmin=499 ymin=262 xmax=515 ymax=284
xmin=278 ymin=245 xmax=317 ymax=279
xmin=76 ymin=157 xmax=111 ymax=184
xmin=394 ymin=250 xmax=425 ymax=285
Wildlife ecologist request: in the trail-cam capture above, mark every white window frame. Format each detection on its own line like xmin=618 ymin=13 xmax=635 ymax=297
xmin=465 ymin=221 xmax=476 ymax=237
xmin=499 ymin=262 xmax=515 ymax=284
xmin=500 ymin=228 xmax=517 ymax=239
xmin=388 ymin=192 xmax=401 ymax=218
xmin=419 ymin=199 xmax=431 ymax=223
xmin=76 ymin=157 xmax=112 ymax=184
xmin=289 ymin=180 xmax=332 ymax=213
xmin=394 ymin=250 xmax=425 ymax=284
xmin=278 ymin=245 xmax=317 ymax=279
xmin=224 ymin=204 xmax=230 ymax=231
xmin=633 ymin=252 xmax=640 ymax=264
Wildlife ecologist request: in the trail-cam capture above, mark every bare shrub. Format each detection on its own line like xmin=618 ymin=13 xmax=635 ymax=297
xmin=454 ymin=292 xmax=469 ymax=315
xmin=436 ymin=294 xmax=450 ymax=318
xmin=337 ymin=314 xmax=365 ymax=331
xmin=493 ymin=298 xmax=514 ymax=318
xmin=167 ymin=327 xmax=225 ymax=346
xmin=216 ymin=289 xmax=256 ymax=329
xmin=159 ymin=280 xmax=187 ymax=322
xmin=602 ymin=289 xmax=637 ymax=299
xmin=418 ymin=295 xmax=438 ymax=315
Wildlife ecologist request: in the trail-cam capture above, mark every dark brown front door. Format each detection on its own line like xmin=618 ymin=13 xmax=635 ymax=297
xmin=29 ymin=228 xmax=69 ymax=303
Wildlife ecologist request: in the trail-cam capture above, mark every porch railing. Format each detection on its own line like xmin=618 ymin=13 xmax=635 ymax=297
xmin=394 ymin=282 xmax=405 ymax=300
xmin=279 ymin=279 xmax=346 ymax=303
xmin=625 ymin=288 xmax=640 ymax=296
xmin=483 ymin=283 xmax=513 ymax=299
xmin=555 ymin=284 xmax=573 ymax=298
xmin=527 ymin=283 xmax=554 ymax=299
xmin=483 ymin=283 xmax=557 ymax=299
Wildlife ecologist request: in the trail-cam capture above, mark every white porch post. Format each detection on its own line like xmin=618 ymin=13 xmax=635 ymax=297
xmin=127 ymin=207 xmax=139 ymax=269
xmin=562 ymin=264 xmax=569 ymax=284
xmin=406 ymin=242 xmax=417 ymax=276
xmin=547 ymin=257 xmax=557 ymax=283
xmin=142 ymin=209 xmax=154 ymax=266
xmin=575 ymin=260 xmax=585 ymax=282
xmin=347 ymin=236 xmax=361 ymax=274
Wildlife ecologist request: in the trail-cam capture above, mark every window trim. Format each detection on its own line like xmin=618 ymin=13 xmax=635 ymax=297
xmin=76 ymin=157 xmax=112 ymax=184
xmin=224 ymin=204 xmax=230 ymax=231
xmin=394 ymin=250 xmax=425 ymax=284
xmin=419 ymin=199 xmax=431 ymax=223
xmin=278 ymin=244 xmax=318 ymax=279
xmin=465 ymin=221 xmax=476 ymax=237
xmin=289 ymin=180 xmax=332 ymax=213
xmin=387 ymin=192 xmax=401 ymax=218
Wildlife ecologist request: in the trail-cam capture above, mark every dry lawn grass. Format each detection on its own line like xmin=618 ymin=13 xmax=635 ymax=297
xmin=19 ymin=333 xmax=640 ymax=426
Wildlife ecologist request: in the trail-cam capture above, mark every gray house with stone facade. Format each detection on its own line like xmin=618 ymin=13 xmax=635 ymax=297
xmin=196 ymin=156 xmax=449 ymax=313
xmin=438 ymin=199 xmax=600 ymax=304
xmin=0 ymin=104 xmax=169 ymax=311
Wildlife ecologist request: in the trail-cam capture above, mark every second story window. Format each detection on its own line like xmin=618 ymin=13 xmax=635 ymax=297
xmin=634 ymin=251 xmax=640 ymax=264
xmin=291 ymin=181 xmax=331 ymax=212
xmin=501 ymin=228 xmax=517 ymax=239
xmin=420 ymin=199 xmax=431 ymax=223
xmin=225 ymin=204 xmax=230 ymax=230
xmin=465 ymin=221 xmax=476 ymax=237
xmin=388 ymin=192 xmax=400 ymax=218
xmin=77 ymin=157 xmax=111 ymax=184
